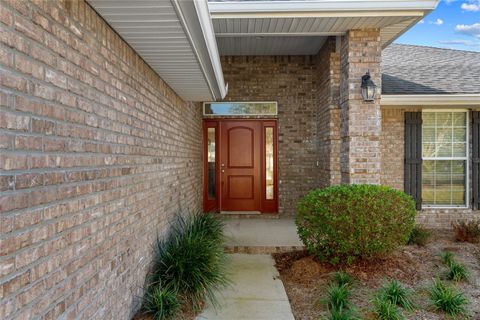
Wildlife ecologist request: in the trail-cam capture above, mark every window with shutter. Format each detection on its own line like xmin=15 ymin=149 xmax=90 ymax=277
xmin=473 ymin=111 xmax=479 ymax=210
xmin=404 ymin=112 xmax=422 ymax=210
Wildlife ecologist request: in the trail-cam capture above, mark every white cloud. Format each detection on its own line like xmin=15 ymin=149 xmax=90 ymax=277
xmin=433 ymin=18 xmax=444 ymax=25
xmin=438 ymin=39 xmax=474 ymax=45
xmin=418 ymin=19 xmax=425 ymax=24
xmin=462 ymin=3 xmax=480 ymax=10
xmin=455 ymin=23 xmax=480 ymax=38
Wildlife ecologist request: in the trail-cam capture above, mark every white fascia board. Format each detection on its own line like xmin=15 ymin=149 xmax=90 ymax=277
xmin=193 ymin=0 xmax=227 ymax=99
xmin=381 ymin=94 xmax=480 ymax=106
xmin=208 ymin=0 xmax=439 ymax=15
xmin=171 ymin=0 xmax=227 ymax=100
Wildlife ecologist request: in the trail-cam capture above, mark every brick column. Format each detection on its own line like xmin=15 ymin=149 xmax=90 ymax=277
xmin=340 ymin=29 xmax=382 ymax=184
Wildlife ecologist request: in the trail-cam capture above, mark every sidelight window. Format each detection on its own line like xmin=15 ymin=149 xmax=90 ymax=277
xmin=265 ymin=127 xmax=274 ymax=200
xmin=207 ymin=127 xmax=216 ymax=200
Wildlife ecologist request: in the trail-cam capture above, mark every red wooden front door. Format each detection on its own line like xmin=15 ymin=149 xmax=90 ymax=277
xmin=203 ymin=119 xmax=278 ymax=213
xmin=220 ymin=121 xmax=262 ymax=211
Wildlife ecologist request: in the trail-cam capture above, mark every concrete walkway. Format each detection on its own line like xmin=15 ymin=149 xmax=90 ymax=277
xmin=224 ymin=218 xmax=304 ymax=253
xmin=197 ymin=254 xmax=295 ymax=320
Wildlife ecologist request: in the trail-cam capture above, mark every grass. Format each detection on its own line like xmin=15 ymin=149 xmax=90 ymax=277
xmin=377 ymin=280 xmax=414 ymax=311
xmin=407 ymin=226 xmax=431 ymax=246
xmin=372 ymin=296 xmax=405 ymax=320
xmin=332 ymin=271 xmax=355 ymax=287
xmin=142 ymin=212 xmax=229 ymax=319
xmin=428 ymin=279 xmax=469 ymax=317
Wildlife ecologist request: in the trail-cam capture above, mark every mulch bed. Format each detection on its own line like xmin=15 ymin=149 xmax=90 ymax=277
xmin=273 ymin=233 xmax=480 ymax=320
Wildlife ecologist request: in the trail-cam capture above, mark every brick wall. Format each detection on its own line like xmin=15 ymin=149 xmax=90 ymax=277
xmin=316 ymin=38 xmax=342 ymax=187
xmin=380 ymin=107 xmax=480 ymax=228
xmin=0 ymin=1 xmax=203 ymax=319
xmin=340 ymin=29 xmax=382 ymax=184
xmin=221 ymin=55 xmax=318 ymax=215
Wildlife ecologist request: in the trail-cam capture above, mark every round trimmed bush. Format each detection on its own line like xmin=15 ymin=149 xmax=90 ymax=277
xmin=296 ymin=184 xmax=416 ymax=265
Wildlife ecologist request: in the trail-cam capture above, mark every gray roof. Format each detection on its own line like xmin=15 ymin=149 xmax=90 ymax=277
xmin=381 ymin=44 xmax=480 ymax=95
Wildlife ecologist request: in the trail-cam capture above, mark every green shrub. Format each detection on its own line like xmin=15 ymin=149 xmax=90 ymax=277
xmin=377 ymin=280 xmax=414 ymax=311
xmin=145 ymin=212 xmax=228 ymax=314
xmin=428 ymin=279 xmax=469 ymax=317
xmin=332 ymin=271 xmax=355 ymax=287
xmin=407 ymin=226 xmax=431 ymax=246
xmin=372 ymin=296 xmax=405 ymax=320
xmin=296 ymin=185 xmax=416 ymax=264
xmin=142 ymin=286 xmax=181 ymax=320
xmin=452 ymin=219 xmax=480 ymax=243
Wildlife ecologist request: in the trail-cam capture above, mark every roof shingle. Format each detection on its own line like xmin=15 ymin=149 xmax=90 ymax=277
xmin=381 ymin=44 xmax=480 ymax=95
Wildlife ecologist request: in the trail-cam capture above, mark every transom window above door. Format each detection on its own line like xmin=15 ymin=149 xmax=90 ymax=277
xmin=203 ymin=102 xmax=277 ymax=116
xmin=422 ymin=111 xmax=468 ymax=208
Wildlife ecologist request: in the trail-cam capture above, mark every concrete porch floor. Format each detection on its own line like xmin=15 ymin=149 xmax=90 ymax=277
xmin=223 ymin=218 xmax=304 ymax=253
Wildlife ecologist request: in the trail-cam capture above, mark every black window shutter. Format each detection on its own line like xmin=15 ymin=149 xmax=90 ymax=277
xmin=473 ymin=111 xmax=480 ymax=210
xmin=404 ymin=112 xmax=422 ymax=210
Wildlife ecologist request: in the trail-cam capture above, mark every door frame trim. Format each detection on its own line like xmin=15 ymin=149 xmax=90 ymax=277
xmin=203 ymin=118 xmax=278 ymax=213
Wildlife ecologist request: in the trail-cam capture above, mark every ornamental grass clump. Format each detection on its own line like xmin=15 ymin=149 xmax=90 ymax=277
xmin=377 ymin=280 xmax=414 ymax=311
xmin=372 ymin=296 xmax=405 ymax=320
xmin=142 ymin=212 xmax=228 ymax=319
xmin=440 ymin=251 xmax=469 ymax=282
xmin=326 ymin=283 xmax=352 ymax=312
xmin=322 ymin=274 xmax=360 ymax=320
xmin=428 ymin=279 xmax=469 ymax=317
xmin=332 ymin=271 xmax=355 ymax=287
xmin=142 ymin=286 xmax=180 ymax=320
xmin=296 ymin=185 xmax=416 ymax=265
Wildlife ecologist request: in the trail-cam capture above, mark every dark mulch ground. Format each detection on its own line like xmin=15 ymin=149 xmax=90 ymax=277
xmin=273 ymin=232 xmax=480 ymax=320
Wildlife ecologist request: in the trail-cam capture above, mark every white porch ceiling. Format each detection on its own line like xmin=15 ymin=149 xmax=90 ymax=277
xmin=87 ymin=0 xmax=226 ymax=101
xmin=217 ymin=36 xmax=327 ymax=56
xmin=209 ymin=0 xmax=438 ymax=56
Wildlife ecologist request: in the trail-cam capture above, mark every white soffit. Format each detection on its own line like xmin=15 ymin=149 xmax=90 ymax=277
xmin=209 ymin=0 xmax=438 ymax=55
xmin=87 ymin=0 xmax=226 ymax=102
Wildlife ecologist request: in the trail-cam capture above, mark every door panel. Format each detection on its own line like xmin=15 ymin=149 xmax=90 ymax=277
xmin=228 ymin=176 xmax=254 ymax=199
xmin=227 ymin=127 xmax=254 ymax=168
xmin=221 ymin=121 xmax=261 ymax=211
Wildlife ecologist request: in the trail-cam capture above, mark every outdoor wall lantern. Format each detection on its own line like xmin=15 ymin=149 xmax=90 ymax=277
xmin=361 ymin=71 xmax=377 ymax=102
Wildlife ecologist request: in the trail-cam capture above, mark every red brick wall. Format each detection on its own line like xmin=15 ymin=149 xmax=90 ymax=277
xmin=0 ymin=1 xmax=202 ymax=319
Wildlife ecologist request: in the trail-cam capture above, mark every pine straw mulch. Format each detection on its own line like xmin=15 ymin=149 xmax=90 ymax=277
xmin=273 ymin=232 xmax=480 ymax=320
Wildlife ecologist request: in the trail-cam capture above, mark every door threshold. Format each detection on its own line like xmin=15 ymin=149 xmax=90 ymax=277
xmin=221 ymin=211 xmax=261 ymax=215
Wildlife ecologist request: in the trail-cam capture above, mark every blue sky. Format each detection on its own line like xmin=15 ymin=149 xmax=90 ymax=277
xmin=395 ymin=0 xmax=480 ymax=51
